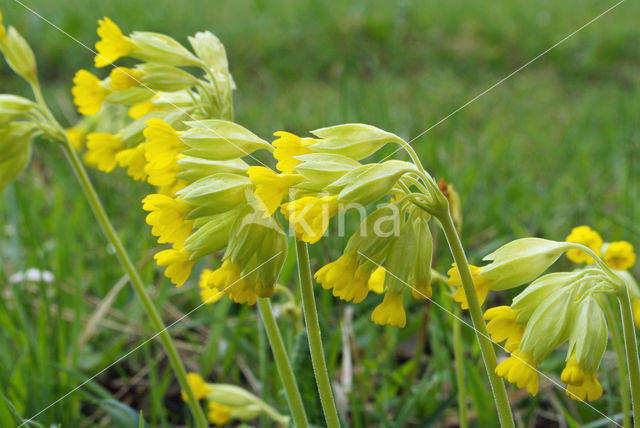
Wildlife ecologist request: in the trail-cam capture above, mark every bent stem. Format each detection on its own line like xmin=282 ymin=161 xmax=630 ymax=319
xmin=60 ymin=142 xmax=208 ymax=428
xmin=256 ymin=298 xmax=309 ymax=428
xmin=439 ymin=212 xmax=515 ymax=428
xmin=295 ymin=240 xmax=341 ymax=428
xmin=618 ymin=287 xmax=640 ymax=425
xmin=602 ymin=298 xmax=631 ymax=428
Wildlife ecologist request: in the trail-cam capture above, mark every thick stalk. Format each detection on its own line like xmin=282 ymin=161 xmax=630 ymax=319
xmin=295 ymin=240 xmax=341 ymax=428
xmin=439 ymin=213 xmax=514 ymax=428
xmin=618 ymin=288 xmax=640 ymax=425
xmin=602 ymin=298 xmax=631 ymax=428
xmin=452 ymin=303 xmax=469 ymax=428
xmin=60 ymin=142 xmax=208 ymax=428
xmin=257 ymin=298 xmax=309 ymax=428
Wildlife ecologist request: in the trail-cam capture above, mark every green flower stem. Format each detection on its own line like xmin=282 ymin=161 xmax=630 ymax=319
xmin=602 ymin=298 xmax=631 ymax=428
xmin=59 ymin=141 xmax=209 ymax=428
xmin=439 ymin=213 xmax=515 ymax=428
xmin=452 ymin=303 xmax=469 ymax=428
xmin=257 ymin=298 xmax=309 ymax=428
xmin=295 ymin=240 xmax=341 ymax=428
xmin=618 ymin=287 xmax=640 ymax=425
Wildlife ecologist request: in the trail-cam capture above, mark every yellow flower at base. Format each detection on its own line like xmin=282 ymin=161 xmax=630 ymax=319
xmin=565 ymin=225 xmax=603 ymax=264
xmin=65 ymin=127 xmax=85 ymax=151
xmin=115 ymin=143 xmax=147 ymax=181
xmin=272 ymin=131 xmax=317 ymax=173
xmin=199 ymin=269 xmax=224 ymax=304
xmin=371 ymin=292 xmax=406 ymax=328
xmin=411 ymin=281 xmax=433 ymax=300
xmin=109 ymin=66 xmax=143 ymax=90
xmin=141 ymin=194 xmax=193 ymax=246
xmin=247 ymin=166 xmax=302 ymax=216
xmin=281 ymin=195 xmax=339 ymax=244
xmin=495 ymin=350 xmax=539 ymax=396
xmin=566 ymin=371 xmax=602 ymax=402
xmin=180 ymin=372 xmax=211 ymax=402
xmin=368 ymin=266 xmax=385 ymax=294
xmin=604 ymin=241 xmax=636 ymax=270
xmin=632 ymin=299 xmax=640 ymax=329
xmin=447 ymin=263 xmax=493 ymax=310
xmin=84 ymin=133 xmax=124 ymax=172
xmin=154 ymin=247 xmax=195 ymax=287
xmin=314 ymin=253 xmax=370 ymax=303
xmin=128 ymin=99 xmax=160 ymax=119
xmin=561 ymin=354 xmax=585 ymax=386
xmin=72 ymin=70 xmax=109 ymax=116
xmin=208 ymin=402 xmax=232 ymax=426
xmin=484 ymin=306 xmax=524 ymax=352
xmin=94 ymin=17 xmax=136 ymax=67
xmin=208 ymin=260 xmax=256 ymax=305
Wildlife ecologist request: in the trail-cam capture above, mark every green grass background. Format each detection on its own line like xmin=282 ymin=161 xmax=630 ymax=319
xmin=1 ymin=0 xmax=639 ymax=426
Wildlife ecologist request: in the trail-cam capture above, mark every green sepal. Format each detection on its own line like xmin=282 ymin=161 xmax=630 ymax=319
xmin=309 ymin=123 xmax=404 ymax=160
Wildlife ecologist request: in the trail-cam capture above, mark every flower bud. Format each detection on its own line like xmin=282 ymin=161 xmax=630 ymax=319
xmin=383 ymin=219 xmax=418 ymax=295
xmin=511 ymin=271 xmax=584 ymax=322
xmin=293 ymin=153 xmax=360 ymax=191
xmin=206 ymin=384 xmax=290 ymax=426
xmin=567 ymin=297 xmax=607 ymax=372
xmin=178 ymin=157 xmax=248 ymax=182
xmin=130 ymin=31 xmax=200 ymax=66
xmin=0 ymin=122 xmax=35 ymax=192
xmin=176 ymin=173 xmax=250 ymax=218
xmin=309 ymin=123 xmax=404 ymax=160
xmin=412 ymin=213 xmax=433 ymax=299
xmin=181 ymin=120 xmax=272 ymax=160
xmin=188 ymin=31 xmax=229 ymax=74
xmin=137 ymin=63 xmax=200 ymax=92
xmin=0 ymin=26 xmax=37 ymax=84
xmin=480 ymin=238 xmax=571 ymax=290
xmin=337 ymin=160 xmax=417 ymax=205
xmin=184 ymin=209 xmax=238 ymax=259
xmin=0 ymin=95 xmax=36 ymax=126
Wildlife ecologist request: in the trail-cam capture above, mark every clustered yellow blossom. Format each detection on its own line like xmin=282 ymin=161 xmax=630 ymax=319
xmin=565 ymin=225 xmax=603 ymax=264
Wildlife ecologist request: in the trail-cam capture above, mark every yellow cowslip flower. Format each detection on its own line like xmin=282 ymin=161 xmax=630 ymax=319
xmin=371 ymin=292 xmax=406 ymax=328
xmin=0 ymin=10 xmax=6 ymax=41
xmin=411 ymin=280 xmax=433 ymax=300
xmin=208 ymin=402 xmax=232 ymax=426
xmin=560 ymin=354 xmax=585 ymax=386
xmin=154 ymin=246 xmax=195 ymax=287
xmin=141 ymin=194 xmax=194 ymax=246
xmin=180 ymin=372 xmax=211 ymax=402
xmin=84 ymin=133 xmax=124 ymax=173
xmin=604 ymin=241 xmax=636 ymax=270
xmin=94 ymin=17 xmax=136 ymax=67
xmin=633 ymin=299 xmax=640 ymax=329
xmin=247 ymin=166 xmax=302 ymax=217
xmin=483 ymin=306 xmax=525 ymax=352
xmin=447 ymin=263 xmax=494 ymax=310
xmin=272 ymin=131 xmax=317 ymax=173
xmin=208 ymin=260 xmax=256 ymax=305
xmin=565 ymin=225 xmax=603 ymax=264
xmin=368 ymin=266 xmax=385 ymax=294
xmin=144 ymin=119 xmax=186 ymax=168
xmin=199 ymin=269 xmax=224 ymax=304
xmin=72 ymin=69 xmax=109 ymax=116
xmin=314 ymin=252 xmax=370 ymax=303
xmin=280 ymin=195 xmax=339 ymax=244
xmin=109 ymin=66 xmax=143 ymax=90
xmin=115 ymin=143 xmax=147 ymax=181
xmin=128 ymin=99 xmax=160 ymax=119
xmin=566 ymin=371 xmax=602 ymax=402
xmin=495 ymin=350 xmax=539 ymax=396
xmin=65 ymin=127 xmax=85 ymax=150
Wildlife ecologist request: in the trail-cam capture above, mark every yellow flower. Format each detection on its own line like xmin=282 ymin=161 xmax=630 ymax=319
xmin=72 ymin=69 xmax=109 ymax=116
xmin=280 ymin=195 xmax=339 ymax=244
xmin=566 ymin=371 xmax=603 ymax=402
xmin=368 ymin=266 xmax=385 ymax=294
xmin=483 ymin=306 xmax=525 ymax=352
xmin=207 ymin=402 xmax=232 ymax=426
xmin=447 ymin=263 xmax=493 ymax=310
xmin=144 ymin=119 xmax=186 ymax=188
xmin=128 ymin=99 xmax=160 ymax=119
xmin=141 ymin=193 xmax=194 ymax=246
xmin=84 ymin=133 xmax=124 ymax=173
xmin=604 ymin=241 xmax=636 ymax=270
xmin=560 ymin=354 xmax=585 ymax=386
xmin=65 ymin=127 xmax=85 ymax=151
xmin=115 ymin=143 xmax=147 ymax=181
xmin=154 ymin=247 xmax=195 ymax=287
xmin=109 ymin=66 xmax=143 ymax=90
xmin=180 ymin=372 xmax=211 ymax=402
xmin=371 ymin=292 xmax=406 ymax=328
xmin=247 ymin=166 xmax=302 ymax=217
xmin=94 ymin=17 xmax=136 ymax=67
xmin=314 ymin=252 xmax=370 ymax=303
xmin=0 ymin=10 xmax=6 ymax=41
xmin=565 ymin=225 xmax=603 ymax=264
xmin=272 ymin=131 xmax=317 ymax=173
xmin=199 ymin=269 xmax=224 ymax=304
xmin=633 ymin=299 xmax=640 ymax=329
xmin=208 ymin=260 xmax=256 ymax=305
xmin=411 ymin=280 xmax=433 ymax=300
xmin=495 ymin=350 xmax=539 ymax=396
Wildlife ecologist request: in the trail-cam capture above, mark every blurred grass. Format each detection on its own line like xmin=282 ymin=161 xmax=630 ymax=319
xmin=1 ymin=0 xmax=639 ymax=426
